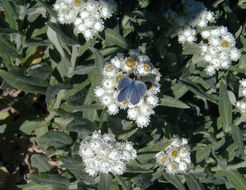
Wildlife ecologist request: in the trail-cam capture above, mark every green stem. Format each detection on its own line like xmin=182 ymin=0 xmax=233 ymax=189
xmin=98 ymin=107 xmax=107 ymax=129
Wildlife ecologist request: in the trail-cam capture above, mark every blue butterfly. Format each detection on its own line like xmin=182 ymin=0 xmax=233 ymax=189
xmin=117 ymin=77 xmax=147 ymax=105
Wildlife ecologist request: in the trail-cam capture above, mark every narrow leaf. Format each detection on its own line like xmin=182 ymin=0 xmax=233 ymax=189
xmin=160 ymin=95 xmax=190 ymax=109
xmin=215 ymin=170 xmax=246 ymax=190
xmin=185 ymin=175 xmax=205 ymax=190
xmin=105 ymin=28 xmax=129 ymax=49
xmin=98 ymin=174 xmax=113 ymax=190
xmin=163 ymin=173 xmax=186 ymax=190
xmin=47 ymin=22 xmax=78 ymax=45
xmin=219 ymin=81 xmax=232 ymax=132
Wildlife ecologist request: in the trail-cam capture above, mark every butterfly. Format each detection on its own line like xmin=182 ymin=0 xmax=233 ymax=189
xmin=117 ymin=77 xmax=147 ymax=105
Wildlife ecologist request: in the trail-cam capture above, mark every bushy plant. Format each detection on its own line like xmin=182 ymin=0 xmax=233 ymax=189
xmin=0 ymin=0 xmax=246 ymax=189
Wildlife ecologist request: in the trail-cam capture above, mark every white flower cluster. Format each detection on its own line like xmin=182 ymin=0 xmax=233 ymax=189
xmin=165 ymin=0 xmax=215 ymax=42
xmin=236 ymin=79 xmax=246 ymax=113
xmin=78 ymin=130 xmax=137 ymax=177
xmin=94 ymin=53 xmax=161 ymax=128
xmin=155 ymin=137 xmax=191 ymax=174
xmin=165 ymin=0 xmax=214 ymax=28
xmin=54 ymin=0 xmax=117 ymax=40
xmin=178 ymin=27 xmax=197 ymax=44
xmin=200 ymin=27 xmax=241 ymax=76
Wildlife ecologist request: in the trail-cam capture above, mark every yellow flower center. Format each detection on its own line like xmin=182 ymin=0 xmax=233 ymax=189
xmin=116 ymin=75 xmax=123 ymax=83
xmin=144 ymin=64 xmax=151 ymax=72
xmin=105 ymin=65 xmax=113 ymax=72
xmin=221 ymin=41 xmax=229 ymax=48
xmin=74 ymin=0 xmax=80 ymax=6
xmin=125 ymin=59 xmax=135 ymax=68
xmin=161 ymin=156 xmax=167 ymax=164
xmin=171 ymin=150 xmax=178 ymax=158
xmin=171 ymin=163 xmax=178 ymax=170
xmin=122 ymin=100 xmax=128 ymax=104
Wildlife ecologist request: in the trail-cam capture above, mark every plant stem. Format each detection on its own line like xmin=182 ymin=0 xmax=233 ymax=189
xmin=98 ymin=107 xmax=107 ymax=129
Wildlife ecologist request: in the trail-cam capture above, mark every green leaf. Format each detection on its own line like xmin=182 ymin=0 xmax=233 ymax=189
xmin=29 ymin=174 xmax=69 ymax=188
xmin=0 ymin=27 xmax=20 ymax=34
xmin=0 ymin=35 xmax=20 ymax=58
xmin=238 ymin=0 xmax=246 ymax=9
xmin=185 ymin=175 xmax=205 ymax=190
xmin=118 ymin=128 xmax=138 ymax=140
xmin=38 ymin=131 xmax=73 ymax=148
xmin=182 ymin=43 xmax=201 ymax=55
xmin=163 ymin=173 xmax=186 ymax=190
xmin=36 ymin=0 xmax=57 ymax=17
xmin=0 ymin=69 xmax=47 ymax=94
xmin=231 ymin=125 xmax=244 ymax=158
xmin=20 ymin=120 xmax=48 ymax=135
xmin=67 ymin=118 xmax=97 ymax=134
xmin=215 ymin=170 xmax=246 ymax=190
xmin=195 ymin=145 xmax=211 ymax=163
xmin=0 ymin=0 xmax=17 ymax=28
xmin=72 ymin=64 xmax=96 ymax=75
xmin=104 ymin=28 xmax=129 ymax=49
xmin=219 ymin=81 xmax=232 ymax=132
xmin=137 ymin=139 xmax=171 ymax=163
xmin=60 ymin=156 xmax=85 ymax=171
xmin=180 ymin=80 xmax=218 ymax=104
xmin=98 ymin=173 xmax=113 ymax=190
xmin=47 ymin=22 xmax=78 ymax=45
xmin=31 ymin=154 xmax=53 ymax=173
xmin=160 ymin=95 xmax=190 ymax=109
xmin=132 ymin=173 xmax=152 ymax=189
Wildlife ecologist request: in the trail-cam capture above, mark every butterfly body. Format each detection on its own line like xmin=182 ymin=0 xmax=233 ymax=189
xmin=118 ymin=77 xmax=147 ymax=105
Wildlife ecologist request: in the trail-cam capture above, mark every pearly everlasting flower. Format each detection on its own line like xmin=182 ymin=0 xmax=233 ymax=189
xmin=155 ymin=137 xmax=191 ymax=174
xmin=178 ymin=27 xmax=197 ymax=44
xmin=78 ymin=130 xmax=137 ymax=177
xmin=199 ymin=26 xmax=241 ymax=75
xmin=239 ymin=79 xmax=246 ymax=97
xmin=165 ymin=0 xmax=215 ymax=29
xmin=236 ymin=101 xmax=246 ymax=114
xmin=95 ymin=53 xmax=161 ymax=128
xmin=54 ymin=0 xmax=117 ymax=40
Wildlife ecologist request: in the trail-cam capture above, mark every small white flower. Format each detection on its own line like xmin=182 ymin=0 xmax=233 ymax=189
xmin=201 ymin=30 xmax=211 ymax=39
xmin=230 ymin=48 xmax=241 ymax=61
xmin=108 ymin=104 xmax=119 ymax=115
xmin=136 ymin=115 xmax=150 ymax=128
xmin=101 ymin=94 xmax=112 ymax=106
xmin=205 ymin=65 xmax=216 ymax=76
xmin=127 ymin=108 xmax=139 ymax=120
xmin=94 ymin=87 xmax=105 ymax=97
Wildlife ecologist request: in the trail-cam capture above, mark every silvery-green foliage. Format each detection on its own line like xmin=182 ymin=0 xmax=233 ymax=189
xmin=0 ymin=0 xmax=245 ymax=190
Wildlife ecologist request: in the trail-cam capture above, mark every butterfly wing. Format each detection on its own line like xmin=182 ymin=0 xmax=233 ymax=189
xmin=118 ymin=77 xmax=133 ymax=90
xmin=118 ymin=85 xmax=132 ymax=102
xmin=129 ymin=80 xmax=147 ymax=105
xmin=118 ymin=77 xmax=133 ymax=102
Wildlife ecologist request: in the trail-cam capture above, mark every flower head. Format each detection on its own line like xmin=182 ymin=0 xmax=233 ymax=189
xmin=199 ymin=26 xmax=241 ymax=75
xmin=79 ymin=130 xmax=136 ymax=177
xmin=155 ymin=137 xmax=191 ymax=174
xmin=54 ymin=0 xmax=117 ymax=40
xmin=95 ymin=53 xmax=161 ymax=128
